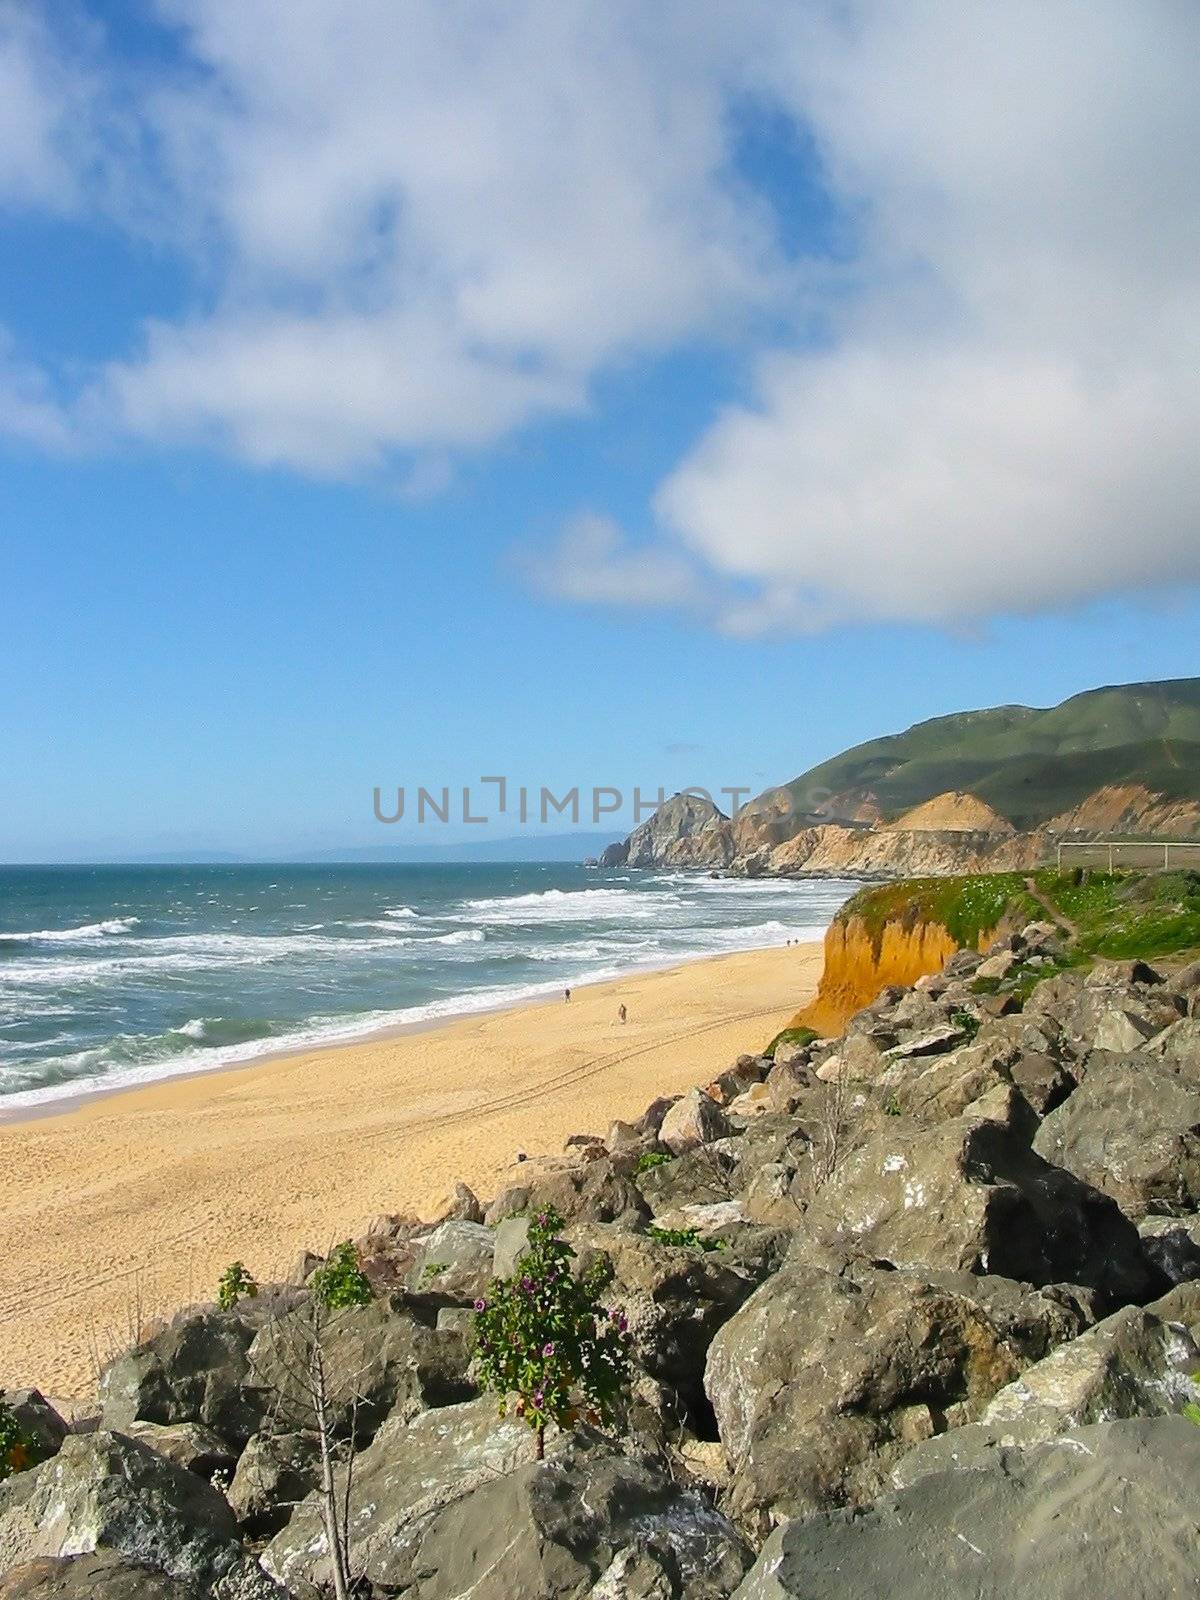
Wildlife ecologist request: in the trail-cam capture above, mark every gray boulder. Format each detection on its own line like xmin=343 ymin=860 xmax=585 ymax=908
xmin=1141 ymin=1213 xmax=1200 ymax=1284
xmin=0 ymin=1553 xmax=194 ymax=1599
xmin=408 ymin=1219 xmax=496 ymax=1300
xmin=122 ymin=1420 xmax=236 ymax=1479
xmin=226 ymin=1430 xmax=318 ymax=1536
xmin=0 ymin=1431 xmax=283 ymax=1598
xmin=98 ymin=1308 xmax=263 ymax=1450
xmin=703 ymin=1256 xmax=1092 ymax=1523
xmin=266 ymin=1399 xmax=751 ymax=1598
xmin=247 ymin=1299 xmax=471 ymax=1446
xmin=1033 ymin=1052 xmax=1200 ymax=1218
xmin=894 ymin=1304 xmax=1200 ymax=1486
xmin=803 ymin=1111 xmax=1152 ymax=1302
xmin=732 ymin=1418 xmax=1200 ymax=1600
xmin=659 ymin=1089 xmax=733 ymax=1155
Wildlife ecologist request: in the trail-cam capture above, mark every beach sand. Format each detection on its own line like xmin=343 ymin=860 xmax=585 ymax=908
xmin=0 ymin=940 xmax=821 ymax=1397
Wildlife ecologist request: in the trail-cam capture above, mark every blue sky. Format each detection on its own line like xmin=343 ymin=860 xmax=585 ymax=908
xmin=1 ymin=2 xmax=1198 ymax=860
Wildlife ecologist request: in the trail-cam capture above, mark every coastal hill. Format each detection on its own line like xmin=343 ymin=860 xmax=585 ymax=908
xmin=602 ymin=677 xmax=1200 ymax=876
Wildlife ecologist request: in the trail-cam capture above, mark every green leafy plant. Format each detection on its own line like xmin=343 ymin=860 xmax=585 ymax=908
xmin=647 ymin=1224 xmax=727 ymax=1251
xmin=421 ymin=1261 xmax=448 ymax=1281
xmin=310 ymin=1242 xmax=374 ymax=1309
xmin=0 ymin=1400 xmax=36 ymax=1481
xmin=473 ymin=1207 xmax=631 ymax=1459
xmin=883 ymin=1093 xmax=903 ymax=1117
xmin=217 ymin=1261 xmax=258 ymax=1312
xmin=949 ymin=1008 xmax=981 ymax=1041
xmin=635 ymin=1150 xmax=675 ymax=1173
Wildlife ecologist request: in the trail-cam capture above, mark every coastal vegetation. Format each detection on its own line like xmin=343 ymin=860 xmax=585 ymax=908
xmin=473 ymin=1207 xmax=632 ymax=1459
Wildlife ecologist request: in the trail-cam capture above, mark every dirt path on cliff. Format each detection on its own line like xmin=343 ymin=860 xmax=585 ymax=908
xmin=1023 ymin=877 xmax=1078 ymax=938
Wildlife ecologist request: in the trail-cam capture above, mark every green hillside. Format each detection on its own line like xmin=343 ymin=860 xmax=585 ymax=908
xmin=781 ymin=678 xmax=1200 ymax=829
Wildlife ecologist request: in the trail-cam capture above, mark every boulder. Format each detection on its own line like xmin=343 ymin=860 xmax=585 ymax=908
xmin=0 ymin=1431 xmax=283 ymax=1598
xmin=97 ymin=1309 xmax=263 ymax=1451
xmin=226 ymin=1430 xmax=318 ymax=1536
xmin=122 ymin=1421 xmax=236 ymax=1480
xmin=727 ymin=1083 xmax=774 ymax=1119
xmin=732 ymin=1418 xmax=1200 ymax=1600
xmin=247 ymin=1299 xmax=471 ymax=1446
xmin=893 ymin=1304 xmax=1200 ymax=1486
xmin=637 ymin=1144 xmax=740 ymax=1216
xmin=1032 ymin=1052 xmax=1200 ymax=1218
xmin=0 ymin=1390 xmax=67 ymax=1463
xmin=492 ymin=1214 xmax=532 ymax=1277
xmin=489 ymin=1154 xmax=649 ymax=1227
xmin=703 ymin=1256 xmax=1092 ymax=1524
xmin=1145 ymin=1016 xmax=1200 ymax=1064
xmin=266 ymin=1400 xmax=751 ymax=1598
xmin=589 ymin=1229 xmax=774 ymax=1425
xmin=440 ymin=1182 xmax=484 ymax=1224
xmin=878 ymin=1035 xmax=1023 ymax=1125
xmin=0 ymin=1553 xmax=193 ymax=1599
xmin=1140 ymin=1214 xmax=1200 ymax=1284
xmin=659 ymin=1090 xmax=733 ymax=1155
xmin=408 ymin=1219 xmax=496 ymax=1301
xmin=803 ymin=1112 xmax=1153 ymax=1303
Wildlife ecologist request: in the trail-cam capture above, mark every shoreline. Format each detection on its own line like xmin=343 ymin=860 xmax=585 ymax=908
xmin=0 ymin=939 xmax=822 ymax=1396
xmin=0 ymin=934 xmax=823 ymax=1127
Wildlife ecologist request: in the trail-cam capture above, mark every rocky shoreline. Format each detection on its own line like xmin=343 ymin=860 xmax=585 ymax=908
xmin=3 ymin=919 xmax=1200 ymax=1596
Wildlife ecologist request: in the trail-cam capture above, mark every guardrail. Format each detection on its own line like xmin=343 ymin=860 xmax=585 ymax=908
xmin=1055 ymin=839 xmax=1200 ymax=871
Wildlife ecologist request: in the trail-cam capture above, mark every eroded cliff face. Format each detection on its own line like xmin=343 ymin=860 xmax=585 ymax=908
xmin=603 ymin=781 xmax=1199 ymax=882
xmin=795 ymin=914 xmax=971 ymax=1035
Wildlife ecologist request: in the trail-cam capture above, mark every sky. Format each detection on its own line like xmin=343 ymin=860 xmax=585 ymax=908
xmin=1 ymin=0 xmax=1198 ymax=861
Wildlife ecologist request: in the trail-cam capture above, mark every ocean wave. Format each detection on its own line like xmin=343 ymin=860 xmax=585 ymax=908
xmin=462 ymin=887 xmax=673 ymax=923
xmin=0 ymin=916 xmax=140 ymax=949
xmin=383 ymin=905 xmax=419 ymax=919
xmin=171 ymin=1016 xmax=276 ymax=1048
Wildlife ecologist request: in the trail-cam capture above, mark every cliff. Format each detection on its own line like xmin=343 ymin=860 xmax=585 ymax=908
xmin=792 ymin=874 xmax=1036 ymax=1033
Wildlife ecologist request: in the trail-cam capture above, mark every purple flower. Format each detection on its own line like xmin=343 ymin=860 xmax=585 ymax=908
xmin=542 ymin=1342 xmax=556 ymax=1357
xmin=617 ymin=1313 xmax=628 ymax=1333
xmin=521 ymin=1276 xmax=534 ymax=1292
xmin=533 ymin=1389 xmax=544 ymax=1406
xmin=537 ymin=1213 xmax=548 ymax=1226
xmin=473 ymin=1298 xmax=487 ymax=1312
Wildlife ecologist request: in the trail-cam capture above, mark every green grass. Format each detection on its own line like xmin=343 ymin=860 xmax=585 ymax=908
xmin=763 ymin=1025 xmax=818 ymax=1058
xmin=838 ymin=874 xmax=1039 ymax=955
xmin=636 ymin=1150 xmax=675 ymax=1174
xmin=1032 ymin=868 xmax=1200 ymax=962
xmin=646 ymin=1225 xmax=728 ymax=1252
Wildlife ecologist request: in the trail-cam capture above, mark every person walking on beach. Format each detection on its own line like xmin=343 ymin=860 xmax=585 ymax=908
xmin=618 ymin=1003 xmax=627 ymax=1024
xmin=564 ymin=987 xmax=572 ymax=1003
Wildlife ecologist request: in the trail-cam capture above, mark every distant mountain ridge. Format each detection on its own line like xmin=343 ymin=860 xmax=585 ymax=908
xmin=602 ymin=678 xmax=1200 ymax=877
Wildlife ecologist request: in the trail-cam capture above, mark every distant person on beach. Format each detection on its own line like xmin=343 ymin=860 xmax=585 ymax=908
xmin=618 ymin=1003 xmax=627 ymax=1024
xmin=564 ymin=987 xmax=571 ymax=1002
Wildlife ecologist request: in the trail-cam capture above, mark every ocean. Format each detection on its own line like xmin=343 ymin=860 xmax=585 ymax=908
xmin=0 ymin=863 xmax=857 ymax=1113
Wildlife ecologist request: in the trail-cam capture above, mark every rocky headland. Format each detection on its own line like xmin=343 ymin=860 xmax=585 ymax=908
xmin=3 ymin=870 xmax=1200 ymax=1596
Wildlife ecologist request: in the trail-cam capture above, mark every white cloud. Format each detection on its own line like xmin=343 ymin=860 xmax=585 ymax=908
xmin=525 ymin=513 xmax=711 ymax=611
xmin=3 ymin=0 xmax=1199 ymax=628
xmin=95 ymin=0 xmax=784 ymax=471
xmin=649 ymin=0 xmax=1200 ymax=628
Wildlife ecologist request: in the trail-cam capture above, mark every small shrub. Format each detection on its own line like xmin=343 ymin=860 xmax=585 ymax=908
xmin=421 ymin=1261 xmax=448 ymax=1281
xmin=217 ymin=1261 xmax=258 ymax=1312
xmin=636 ymin=1150 xmax=675 ymax=1174
xmin=949 ymin=1008 xmax=981 ymax=1041
xmin=647 ymin=1224 xmax=727 ymax=1251
xmin=0 ymin=1400 xmax=36 ymax=1481
xmin=473 ymin=1207 xmax=631 ymax=1459
xmin=310 ymin=1242 xmax=374 ymax=1309
xmin=883 ymin=1093 xmax=902 ymax=1117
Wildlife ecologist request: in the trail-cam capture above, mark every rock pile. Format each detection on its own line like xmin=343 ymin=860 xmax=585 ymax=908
xmin=4 ymin=924 xmax=1200 ymax=1596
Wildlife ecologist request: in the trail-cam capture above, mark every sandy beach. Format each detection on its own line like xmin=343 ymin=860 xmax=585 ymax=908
xmin=0 ymin=940 xmax=820 ymax=1398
